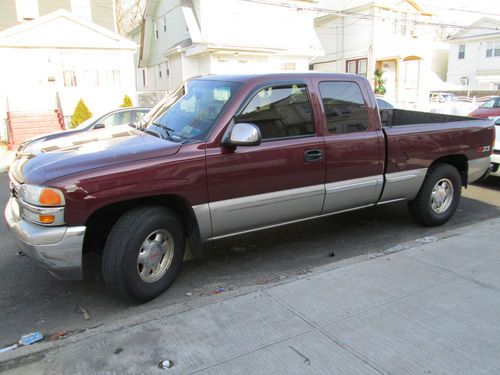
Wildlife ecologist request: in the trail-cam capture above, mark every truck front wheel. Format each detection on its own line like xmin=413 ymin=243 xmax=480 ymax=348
xmin=408 ymin=163 xmax=462 ymax=226
xmin=102 ymin=206 xmax=185 ymax=302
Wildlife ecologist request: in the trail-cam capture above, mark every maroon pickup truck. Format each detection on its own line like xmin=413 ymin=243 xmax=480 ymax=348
xmin=5 ymin=73 xmax=495 ymax=301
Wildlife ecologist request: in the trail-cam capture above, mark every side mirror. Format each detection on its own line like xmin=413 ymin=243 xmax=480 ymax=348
xmin=93 ymin=123 xmax=105 ymax=130
xmin=222 ymin=122 xmax=261 ymax=147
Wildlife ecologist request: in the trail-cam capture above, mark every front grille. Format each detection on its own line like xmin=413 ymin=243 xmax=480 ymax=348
xmin=9 ymin=179 xmax=20 ymax=199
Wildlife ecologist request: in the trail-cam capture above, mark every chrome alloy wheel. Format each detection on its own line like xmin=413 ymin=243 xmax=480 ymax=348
xmin=430 ymin=178 xmax=454 ymax=214
xmin=137 ymin=229 xmax=174 ymax=283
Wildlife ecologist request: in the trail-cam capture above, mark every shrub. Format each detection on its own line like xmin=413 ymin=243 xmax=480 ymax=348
xmin=70 ymin=99 xmax=92 ymax=128
xmin=120 ymin=95 xmax=133 ymax=108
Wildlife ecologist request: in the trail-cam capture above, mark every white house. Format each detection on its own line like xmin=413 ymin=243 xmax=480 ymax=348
xmin=312 ymin=0 xmax=448 ymax=108
xmin=129 ymin=0 xmax=324 ymax=105
xmin=0 ymin=9 xmax=137 ymax=133
xmin=446 ymin=17 xmax=500 ymax=91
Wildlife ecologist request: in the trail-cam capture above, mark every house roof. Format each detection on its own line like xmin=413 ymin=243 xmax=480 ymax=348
xmin=0 ymin=9 xmax=136 ymax=49
xmin=315 ymin=0 xmax=431 ymax=24
xmin=447 ymin=17 xmax=500 ymax=42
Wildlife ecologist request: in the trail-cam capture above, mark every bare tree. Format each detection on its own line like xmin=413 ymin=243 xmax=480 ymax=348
xmin=114 ymin=0 xmax=148 ymax=35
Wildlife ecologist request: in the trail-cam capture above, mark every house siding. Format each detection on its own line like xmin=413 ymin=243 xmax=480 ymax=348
xmin=39 ymin=0 xmax=71 ymax=15
xmin=90 ymin=0 xmax=115 ymax=32
xmin=0 ymin=1 xmax=20 ymax=31
xmin=0 ymin=0 xmax=115 ymax=32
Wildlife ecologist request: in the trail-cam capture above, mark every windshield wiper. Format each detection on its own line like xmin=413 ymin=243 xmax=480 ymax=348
xmin=152 ymin=122 xmax=175 ymax=138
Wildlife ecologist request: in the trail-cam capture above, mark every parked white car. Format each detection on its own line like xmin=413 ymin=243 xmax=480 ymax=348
xmin=491 ymin=117 xmax=500 ymax=177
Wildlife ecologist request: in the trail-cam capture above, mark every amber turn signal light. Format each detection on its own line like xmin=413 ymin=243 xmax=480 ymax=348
xmin=38 ymin=214 xmax=55 ymax=224
xmin=39 ymin=188 xmax=62 ymax=206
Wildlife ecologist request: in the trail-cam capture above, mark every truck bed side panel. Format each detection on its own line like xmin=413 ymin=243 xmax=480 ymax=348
xmin=380 ymin=120 xmax=494 ymax=202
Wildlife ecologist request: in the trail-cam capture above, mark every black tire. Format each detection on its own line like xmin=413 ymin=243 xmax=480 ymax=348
xmin=102 ymin=206 xmax=185 ymax=302
xmin=408 ymin=163 xmax=462 ymax=227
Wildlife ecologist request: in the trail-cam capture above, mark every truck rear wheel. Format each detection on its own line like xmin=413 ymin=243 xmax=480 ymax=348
xmin=102 ymin=206 xmax=185 ymax=302
xmin=408 ymin=163 xmax=461 ymax=226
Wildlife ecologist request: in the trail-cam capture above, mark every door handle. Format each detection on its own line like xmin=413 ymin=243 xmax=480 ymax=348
xmin=304 ymin=149 xmax=323 ymax=162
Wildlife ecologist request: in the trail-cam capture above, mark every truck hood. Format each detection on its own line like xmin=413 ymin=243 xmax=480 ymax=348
xmin=10 ymin=126 xmax=182 ymax=185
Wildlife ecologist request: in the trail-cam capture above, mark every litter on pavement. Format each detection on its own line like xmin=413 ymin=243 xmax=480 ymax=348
xmin=0 ymin=344 xmax=18 ymax=354
xmin=158 ymin=359 xmax=174 ymax=369
xmin=213 ymin=287 xmax=225 ymax=294
xmin=78 ymin=307 xmax=91 ymax=320
xmin=19 ymin=332 xmax=44 ymax=346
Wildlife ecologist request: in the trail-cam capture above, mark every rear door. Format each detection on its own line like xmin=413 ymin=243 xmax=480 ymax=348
xmin=206 ymin=82 xmax=326 ymax=237
xmin=311 ymin=77 xmax=385 ymax=213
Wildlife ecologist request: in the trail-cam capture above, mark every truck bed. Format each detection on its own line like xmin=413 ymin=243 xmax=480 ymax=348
xmin=380 ymin=108 xmax=471 ymax=128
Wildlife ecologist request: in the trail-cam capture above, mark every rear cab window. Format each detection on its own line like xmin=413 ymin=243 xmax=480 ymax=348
xmin=235 ymin=84 xmax=315 ymax=141
xmin=319 ymin=81 xmax=369 ymax=134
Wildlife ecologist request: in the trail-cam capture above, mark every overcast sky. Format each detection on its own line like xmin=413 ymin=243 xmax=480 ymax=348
xmin=419 ymin=0 xmax=500 ymax=24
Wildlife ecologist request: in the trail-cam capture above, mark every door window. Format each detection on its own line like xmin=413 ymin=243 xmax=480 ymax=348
xmin=319 ymin=81 xmax=369 ymax=134
xmin=235 ymin=84 xmax=315 ymax=140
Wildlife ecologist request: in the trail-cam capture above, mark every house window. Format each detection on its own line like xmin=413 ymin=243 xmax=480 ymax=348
xmin=63 ymin=70 xmax=77 ymax=87
xmin=486 ymin=41 xmax=500 ymax=57
xmin=458 ymin=44 xmax=465 ymax=59
xmin=15 ymin=0 xmax=39 ymax=21
xmin=346 ymin=58 xmax=367 ymax=78
xmin=400 ymin=12 xmax=408 ymax=35
xmin=281 ymin=62 xmax=296 ymax=71
xmin=154 ymin=20 xmax=159 ymax=39
xmin=409 ymin=13 xmax=418 ymax=36
xmin=163 ymin=17 xmax=167 ymax=32
xmin=142 ymin=68 xmax=147 ymax=87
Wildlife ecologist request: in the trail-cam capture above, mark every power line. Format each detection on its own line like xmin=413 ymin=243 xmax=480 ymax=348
xmin=448 ymin=8 xmax=500 ymax=18
xmin=239 ymin=0 xmax=500 ymax=31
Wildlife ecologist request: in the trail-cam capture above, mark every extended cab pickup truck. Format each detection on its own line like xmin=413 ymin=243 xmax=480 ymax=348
xmin=5 ymin=73 xmax=495 ymax=301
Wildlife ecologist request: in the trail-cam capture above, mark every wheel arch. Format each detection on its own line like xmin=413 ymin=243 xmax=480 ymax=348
xmin=429 ymin=154 xmax=468 ymax=187
xmin=83 ymin=195 xmax=204 ymax=257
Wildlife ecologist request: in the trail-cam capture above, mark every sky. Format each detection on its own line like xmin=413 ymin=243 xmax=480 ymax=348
xmin=309 ymin=0 xmax=500 ymax=25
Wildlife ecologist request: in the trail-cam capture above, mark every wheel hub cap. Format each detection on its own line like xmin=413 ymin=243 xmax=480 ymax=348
xmin=430 ymin=178 xmax=454 ymax=214
xmin=137 ymin=229 xmax=174 ymax=283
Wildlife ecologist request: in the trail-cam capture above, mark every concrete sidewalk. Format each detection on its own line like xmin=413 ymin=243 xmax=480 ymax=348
xmin=2 ymin=218 xmax=500 ymax=374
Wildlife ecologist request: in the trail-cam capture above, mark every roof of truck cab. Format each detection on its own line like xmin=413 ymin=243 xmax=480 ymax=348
xmin=196 ymin=73 xmax=364 ymax=84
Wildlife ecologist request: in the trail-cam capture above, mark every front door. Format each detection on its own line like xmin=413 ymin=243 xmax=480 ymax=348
xmin=206 ymin=82 xmax=326 ymax=238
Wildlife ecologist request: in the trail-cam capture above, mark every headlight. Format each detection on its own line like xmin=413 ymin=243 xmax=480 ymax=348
xmin=21 ymin=138 xmax=45 ymax=154
xmin=19 ymin=185 xmax=65 ymax=226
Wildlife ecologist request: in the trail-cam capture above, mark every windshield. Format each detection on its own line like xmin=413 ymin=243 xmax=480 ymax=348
xmin=145 ymin=79 xmax=241 ymax=142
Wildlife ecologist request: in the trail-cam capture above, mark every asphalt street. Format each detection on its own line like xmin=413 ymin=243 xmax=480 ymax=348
xmin=1 ymin=172 xmax=499 ymax=348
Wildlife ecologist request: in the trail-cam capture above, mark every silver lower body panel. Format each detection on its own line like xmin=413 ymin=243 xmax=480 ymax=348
xmin=468 ymin=157 xmax=493 ymax=182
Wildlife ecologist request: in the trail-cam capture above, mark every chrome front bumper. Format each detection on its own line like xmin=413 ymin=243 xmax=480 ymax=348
xmin=4 ymin=197 xmax=86 ymax=280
